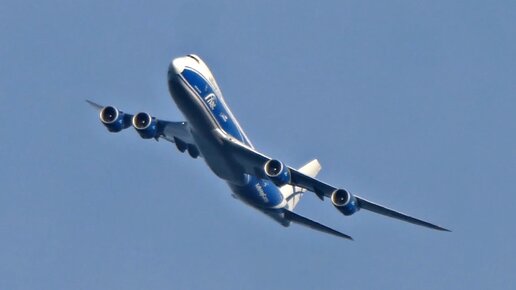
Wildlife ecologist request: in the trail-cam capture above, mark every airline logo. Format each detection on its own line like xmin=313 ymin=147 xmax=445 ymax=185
xmin=205 ymin=93 xmax=217 ymax=110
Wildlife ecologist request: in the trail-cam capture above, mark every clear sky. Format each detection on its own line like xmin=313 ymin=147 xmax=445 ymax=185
xmin=1 ymin=1 xmax=515 ymax=289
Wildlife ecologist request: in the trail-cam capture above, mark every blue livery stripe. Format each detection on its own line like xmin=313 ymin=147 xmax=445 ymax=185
xmin=181 ymin=68 xmax=283 ymax=207
xmin=181 ymin=68 xmax=247 ymax=144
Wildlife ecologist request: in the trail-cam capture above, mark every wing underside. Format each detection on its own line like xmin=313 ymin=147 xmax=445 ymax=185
xmin=216 ymin=129 xmax=450 ymax=233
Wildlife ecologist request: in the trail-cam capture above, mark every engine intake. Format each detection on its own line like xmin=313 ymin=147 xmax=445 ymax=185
xmin=132 ymin=112 xmax=159 ymax=139
xmin=100 ymin=106 xmax=130 ymax=132
xmin=331 ymin=189 xmax=359 ymax=216
xmin=264 ymin=159 xmax=291 ymax=186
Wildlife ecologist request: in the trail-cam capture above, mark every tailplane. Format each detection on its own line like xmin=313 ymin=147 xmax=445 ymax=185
xmin=283 ymin=209 xmax=352 ymax=240
xmin=280 ymin=159 xmax=321 ymax=210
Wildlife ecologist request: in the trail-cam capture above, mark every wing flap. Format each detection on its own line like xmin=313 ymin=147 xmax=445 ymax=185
xmin=289 ymin=169 xmax=335 ymax=199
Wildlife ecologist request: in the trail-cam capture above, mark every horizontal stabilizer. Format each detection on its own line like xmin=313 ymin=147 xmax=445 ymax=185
xmin=283 ymin=210 xmax=353 ymax=240
xmin=356 ymin=197 xmax=451 ymax=232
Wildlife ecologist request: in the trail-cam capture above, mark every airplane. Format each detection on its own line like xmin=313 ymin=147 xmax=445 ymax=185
xmin=87 ymin=54 xmax=450 ymax=240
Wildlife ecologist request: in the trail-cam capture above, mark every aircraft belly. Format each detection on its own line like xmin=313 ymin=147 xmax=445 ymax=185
xmin=229 ymin=177 xmax=286 ymax=209
xmin=194 ymin=132 xmax=248 ymax=184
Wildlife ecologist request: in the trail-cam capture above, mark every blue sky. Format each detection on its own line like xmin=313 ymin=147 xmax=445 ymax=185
xmin=1 ymin=1 xmax=515 ymax=289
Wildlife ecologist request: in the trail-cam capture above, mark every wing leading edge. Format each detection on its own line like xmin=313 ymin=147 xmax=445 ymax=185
xmin=216 ymin=129 xmax=450 ymax=232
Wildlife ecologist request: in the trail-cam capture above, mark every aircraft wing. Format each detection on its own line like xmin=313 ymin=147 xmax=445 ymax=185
xmin=217 ymin=129 xmax=450 ymax=232
xmin=87 ymin=100 xmax=198 ymax=152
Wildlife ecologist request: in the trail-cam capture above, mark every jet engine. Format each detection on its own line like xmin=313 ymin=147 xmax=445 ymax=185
xmin=132 ymin=112 xmax=159 ymax=139
xmin=264 ymin=159 xmax=291 ymax=186
xmin=99 ymin=106 xmax=131 ymax=132
xmin=331 ymin=189 xmax=359 ymax=216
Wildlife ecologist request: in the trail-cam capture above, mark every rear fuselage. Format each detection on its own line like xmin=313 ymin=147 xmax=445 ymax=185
xmin=167 ymin=55 xmax=286 ymax=210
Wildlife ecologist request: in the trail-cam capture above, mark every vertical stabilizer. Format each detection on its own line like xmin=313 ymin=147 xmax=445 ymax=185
xmin=280 ymin=159 xmax=321 ymax=210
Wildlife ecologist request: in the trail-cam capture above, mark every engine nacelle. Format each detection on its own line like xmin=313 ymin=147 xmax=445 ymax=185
xmin=264 ymin=159 xmax=291 ymax=186
xmin=132 ymin=112 xmax=159 ymax=139
xmin=100 ymin=106 xmax=130 ymax=132
xmin=331 ymin=189 xmax=359 ymax=216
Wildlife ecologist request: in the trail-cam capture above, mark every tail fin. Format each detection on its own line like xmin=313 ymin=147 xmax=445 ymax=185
xmin=280 ymin=159 xmax=321 ymax=210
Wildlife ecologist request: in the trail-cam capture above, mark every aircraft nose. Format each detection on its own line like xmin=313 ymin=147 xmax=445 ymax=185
xmin=170 ymin=57 xmax=186 ymax=75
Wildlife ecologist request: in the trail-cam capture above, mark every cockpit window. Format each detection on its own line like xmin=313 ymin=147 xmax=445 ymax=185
xmin=187 ymin=54 xmax=200 ymax=63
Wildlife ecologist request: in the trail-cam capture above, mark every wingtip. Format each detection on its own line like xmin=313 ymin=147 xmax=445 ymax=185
xmin=425 ymin=225 xmax=450 ymax=232
xmin=331 ymin=230 xmax=354 ymax=241
xmin=335 ymin=232 xmax=354 ymax=241
xmin=338 ymin=231 xmax=354 ymax=241
xmin=86 ymin=99 xmax=104 ymax=110
xmin=430 ymin=224 xmax=452 ymax=232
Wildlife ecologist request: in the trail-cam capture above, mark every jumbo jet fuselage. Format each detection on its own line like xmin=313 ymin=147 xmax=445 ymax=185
xmin=167 ymin=55 xmax=286 ymax=211
xmin=90 ymin=54 xmax=449 ymax=240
